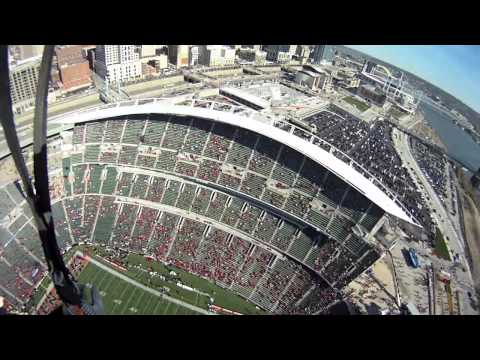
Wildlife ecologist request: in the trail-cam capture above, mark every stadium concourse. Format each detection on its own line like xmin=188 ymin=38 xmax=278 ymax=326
xmin=0 ymin=98 xmax=420 ymax=315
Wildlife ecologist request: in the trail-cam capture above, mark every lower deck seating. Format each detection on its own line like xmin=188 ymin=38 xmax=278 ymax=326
xmin=51 ymin=202 xmax=72 ymax=248
xmin=111 ymin=203 xmax=139 ymax=249
xmin=148 ymin=213 xmax=180 ymax=259
xmin=92 ymin=196 xmax=118 ymax=244
xmin=130 ymin=207 xmax=158 ymax=252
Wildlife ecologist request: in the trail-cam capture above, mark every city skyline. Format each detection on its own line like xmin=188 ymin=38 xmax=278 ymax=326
xmin=348 ymin=45 xmax=480 ymax=113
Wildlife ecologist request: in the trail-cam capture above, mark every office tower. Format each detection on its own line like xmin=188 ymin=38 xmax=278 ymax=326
xmin=95 ymin=45 xmax=142 ymax=84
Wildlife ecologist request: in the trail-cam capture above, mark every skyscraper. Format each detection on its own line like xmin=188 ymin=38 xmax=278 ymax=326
xmin=312 ymin=45 xmax=336 ymax=64
xmin=312 ymin=45 xmax=326 ymax=64
xmin=189 ymin=46 xmax=199 ymax=66
xmin=264 ymin=45 xmax=294 ymax=63
xmin=168 ymin=45 xmax=190 ymax=69
xmin=198 ymin=45 xmax=235 ymax=67
xmin=95 ymin=45 xmax=142 ymax=84
xmin=9 ymin=57 xmax=41 ymax=113
xmin=140 ymin=45 xmax=157 ymax=58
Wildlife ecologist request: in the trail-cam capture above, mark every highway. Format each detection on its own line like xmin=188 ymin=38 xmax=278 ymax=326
xmin=0 ymin=93 xmax=102 ymax=150
xmin=0 ymin=80 xmax=208 ymax=158
xmin=392 ymin=127 xmax=478 ymax=313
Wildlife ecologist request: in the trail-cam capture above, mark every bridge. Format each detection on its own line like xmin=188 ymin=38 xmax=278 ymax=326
xmin=419 ymin=96 xmax=460 ymax=118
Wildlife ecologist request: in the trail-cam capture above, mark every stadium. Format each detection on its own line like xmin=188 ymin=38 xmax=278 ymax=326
xmin=0 ymin=88 xmax=422 ymax=315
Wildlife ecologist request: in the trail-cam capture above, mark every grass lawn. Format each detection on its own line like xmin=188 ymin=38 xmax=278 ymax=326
xmin=434 ymin=228 xmax=452 ymax=261
xmin=343 ymin=96 xmax=370 ymax=112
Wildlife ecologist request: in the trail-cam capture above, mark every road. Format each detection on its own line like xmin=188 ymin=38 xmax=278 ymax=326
xmin=0 ymin=81 xmax=204 ymax=157
xmin=0 ymin=94 xmax=101 ymax=149
xmin=394 ymin=128 xmax=460 ymax=253
xmin=392 ymin=127 xmax=478 ymax=314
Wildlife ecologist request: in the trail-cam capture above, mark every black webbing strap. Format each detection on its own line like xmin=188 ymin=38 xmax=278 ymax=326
xmin=0 ymin=45 xmax=82 ymax=307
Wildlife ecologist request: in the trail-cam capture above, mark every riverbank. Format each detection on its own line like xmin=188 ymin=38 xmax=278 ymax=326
xmin=456 ymin=168 xmax=480 ymax=307
xmin=459 ymin=189 xmax=480 ymax=301
xmin=420 ymin=102 xmax=480 ymax=170
xmin=464 ymin=127 xmax=480 ymax=146
xmin=456 ymin=168 xmax=480 ymax=213
xmin=411 ymin=110 xmax=448 ymax=152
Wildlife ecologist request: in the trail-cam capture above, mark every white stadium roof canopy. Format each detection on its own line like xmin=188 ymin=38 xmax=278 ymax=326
xmin=50 ymin=101 xmax=419 ymax=226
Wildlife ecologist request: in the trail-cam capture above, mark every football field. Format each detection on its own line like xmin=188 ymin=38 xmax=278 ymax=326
xmin=77 ymin=261 xmax=206 ymax=315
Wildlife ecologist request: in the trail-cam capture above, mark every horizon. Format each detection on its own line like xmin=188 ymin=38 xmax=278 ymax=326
xmin=347 ymin=45 xmax=480 ymax=114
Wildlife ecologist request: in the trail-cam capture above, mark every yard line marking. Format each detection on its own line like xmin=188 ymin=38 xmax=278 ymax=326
xmin=121 ymin=288 xmax=138 ymax=315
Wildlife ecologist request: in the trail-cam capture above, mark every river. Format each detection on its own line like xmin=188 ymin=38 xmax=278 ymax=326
xmin=419 ymin=101 xmax=480 ymax=171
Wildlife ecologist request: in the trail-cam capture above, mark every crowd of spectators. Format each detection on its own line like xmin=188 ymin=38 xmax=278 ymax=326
xmin=348 ymin=121 xmax=434 ymax=232
xmin=289 ymin=280 xmax=341 ymax=315
xmin=287 ymin=109 xmax=434 ymax=236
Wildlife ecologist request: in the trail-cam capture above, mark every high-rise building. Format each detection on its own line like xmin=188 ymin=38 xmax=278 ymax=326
xmin=140 ymin=45 xmax=157 ymax=58
xmin=295 ymin=45 xmax=311 ymax=64
xmin=168 ymin=45 xmax=189 ymax=69
xmin=288 ymin=45 xmax=298 ymax=56
xmin=241 ymin=45 xmax=261 ymax=51
xmin=312 ymin=45 xmax=335 ymax=64
xmin=56 ymin=45 xmax=92 ymax=91
xmin=238 ymin=49 xmax=267 ymax=65
xmin=85 ymin=48 xmax=96 ymax=71
xmin=80 ymin=45 xmax=96 ymax=59
xmin=220 ymin=46 xmax=236 ymax=66
xmin=264 ymin=45 xmax=295 ymax=63
xmin=9 ymin=57 xmax=41 ymax=114
xmin=18 ymin=45 xmax=44 ymax=60
xmin=312 ymin=45 xmax=325 ymax=64
xmin=189 ymin=46 xmax=199 ymax=66
xmin=198 ymin=45 xmax=235 ymax=67
xmin=147 ymin=54 xmax=168 ymax=72
xmin=95 ymin=45 xmax=142 ymax=84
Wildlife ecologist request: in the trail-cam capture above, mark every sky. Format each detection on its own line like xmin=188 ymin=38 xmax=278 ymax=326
xmin=347 ymin=45 xmax=480 ymax=113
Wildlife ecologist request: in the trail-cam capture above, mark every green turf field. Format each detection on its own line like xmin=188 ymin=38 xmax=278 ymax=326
xmin=77 ymin=261 xmax=204 ymax=315
xmin=124 ymin=253 xmax=266 ymax=315
xmin=34 ymin=245 xmax=267 ymax=315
